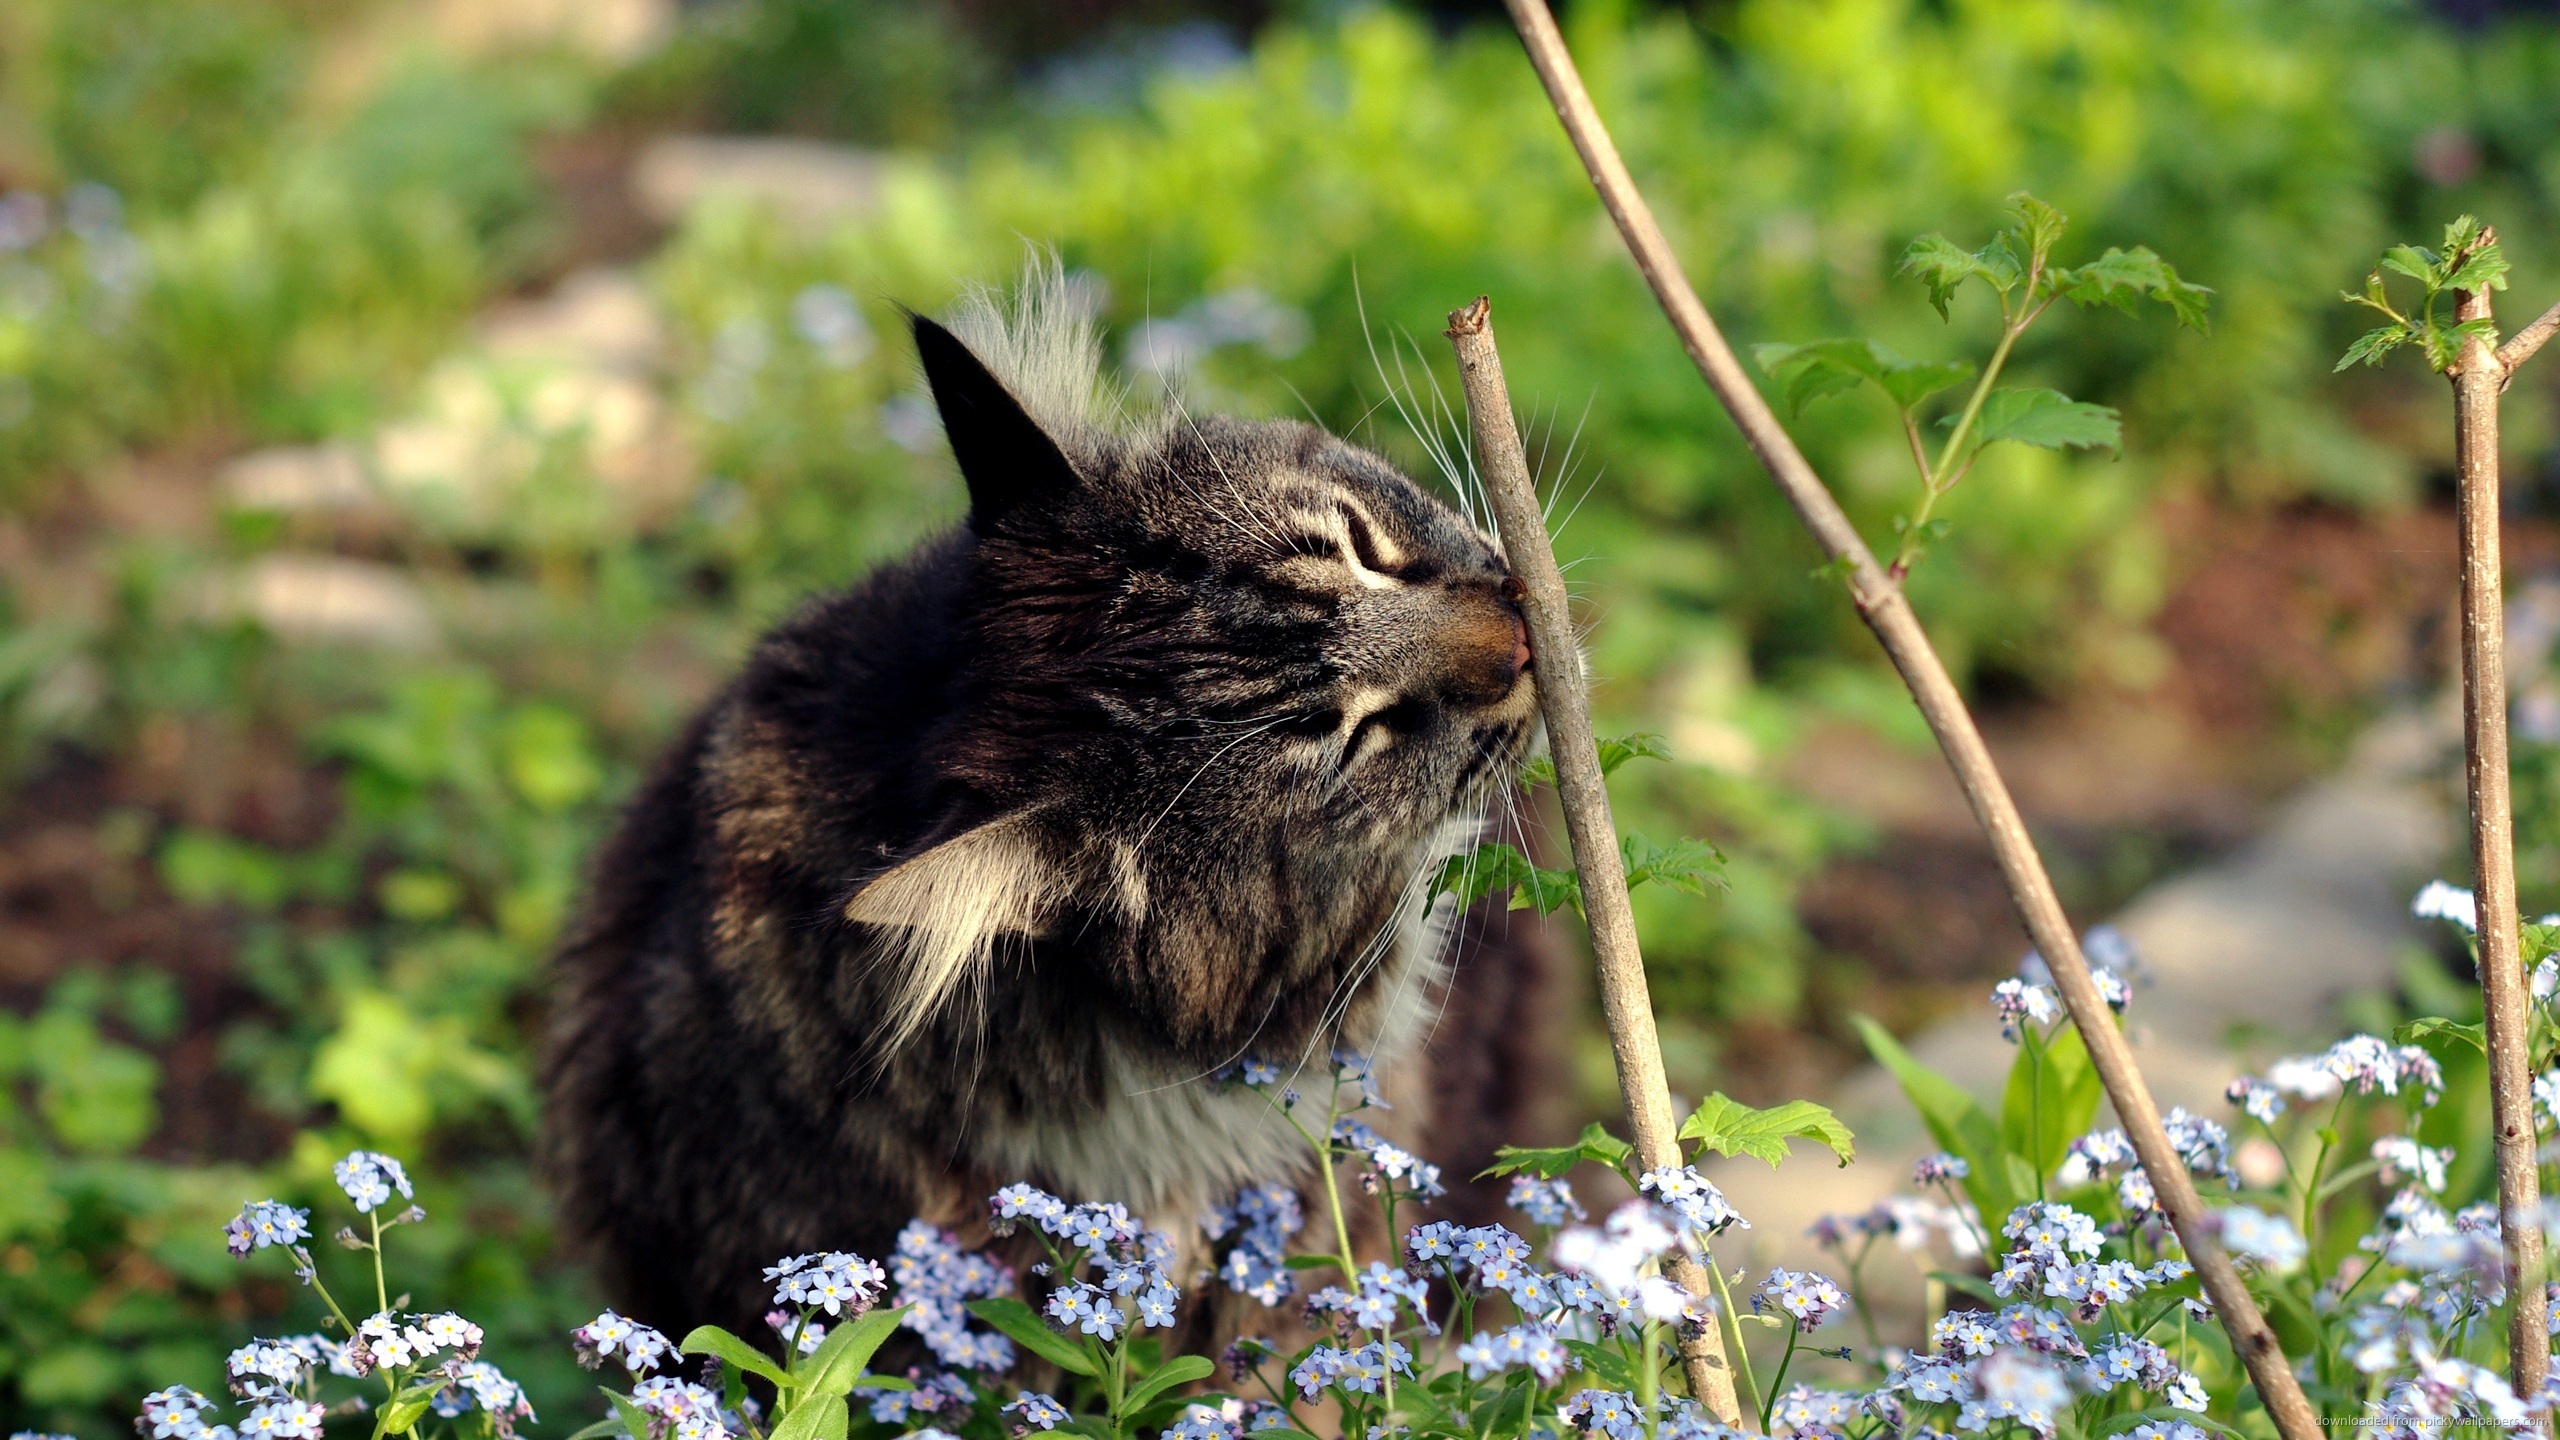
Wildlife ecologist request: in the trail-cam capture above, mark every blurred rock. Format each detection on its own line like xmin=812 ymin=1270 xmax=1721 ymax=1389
xmin=480 ymin=269 xmax=665 ymax=375
xmin=631 ymin=135 xmax=885 ymax=233
xmin=219 ymin=444 xmax=374 ymax=514
xmin=240 ymin=556 xmax=435 ymax=649
xmin=431 ymin=0 xmax=672 ymax=63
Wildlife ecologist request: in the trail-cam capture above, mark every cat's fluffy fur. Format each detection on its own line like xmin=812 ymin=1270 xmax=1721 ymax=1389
xmin=538 ymin=267 xmax=1568 ymax=1337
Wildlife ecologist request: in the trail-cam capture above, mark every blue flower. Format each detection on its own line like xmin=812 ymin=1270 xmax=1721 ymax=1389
xmin=1137 ymin=1284 xmax=1180 ymax=1328
xmin=770 ymin=1251 xmax=888 ymax=1316
xmin=1507 ymin=1177 xmax=1586 ymax=1227
xmin=1003 ymin=1392 xmax=1069 ymax=1434
xmin=224 ymin=1200 xmax=312 ymax=1257
xmin=1559 ymin=1389 xmax=1643 ymax=1440
xmin=571 ymin=1310 xmax=672 ymax=1376
xmin=331 ymin=1151 xmax=413 ymax=1214
xmin=1637 ymin=1165 xmax=1745 ymax=1235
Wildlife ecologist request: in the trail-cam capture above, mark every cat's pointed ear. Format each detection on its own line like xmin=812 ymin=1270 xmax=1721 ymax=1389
xmin=910 ymin=314 xmax=1081 ymax=533
xmin=846 ymin=811 xmax=1068 ymax=1052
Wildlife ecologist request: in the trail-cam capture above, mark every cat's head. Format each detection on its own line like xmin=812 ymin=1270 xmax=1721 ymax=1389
xmin=850 ymin=270 xmax=1538 ymax=1066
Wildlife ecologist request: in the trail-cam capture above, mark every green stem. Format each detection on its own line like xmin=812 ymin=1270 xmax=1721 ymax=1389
xmin=1760 ymin=1328 xmax=1801 ymax=1432
xmin=1706 ymin=1258 xmax=1763 ymax=1422
xmin=370 ymin=1210 xmax=387 ymax=1316
xmin=1894 ymin=291 xmax=2051 ymax=575
xmin=1638 ymin=1317 xmax=1663 ymax=1440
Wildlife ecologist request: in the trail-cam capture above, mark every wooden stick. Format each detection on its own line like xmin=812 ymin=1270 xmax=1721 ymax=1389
xmin=2499 ymin=296 xmax=2560 ymax=373
xmin=1491 ymin=4 xmax=2321 ymax=1437
xmin=2451 ymin=258 xmax=2553 ymax=1419
xmin=1446 ymin=296 xmax=1746 ymax=1429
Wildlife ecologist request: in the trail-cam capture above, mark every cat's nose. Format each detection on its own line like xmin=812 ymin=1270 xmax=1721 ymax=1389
xmin=1435 ymin=582 xmax=1532 ymax=707
xmin=1501 ymin=576 xmax=1532 ymax=677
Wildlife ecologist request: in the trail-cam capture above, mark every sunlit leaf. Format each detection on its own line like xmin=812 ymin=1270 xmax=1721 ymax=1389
xmin=1679 ymin=1092 xmax=1855 ymax=1167
xmin=1622 ymin=833 xmax=1726 ymax=899
xmin=1950 ymin=388 xmax=2121 ymax=454
xmin=1752 ymin=338 xmax=1972 ymax=415
xmin=1484 ymin=1121 xmax=1633 ymax=1179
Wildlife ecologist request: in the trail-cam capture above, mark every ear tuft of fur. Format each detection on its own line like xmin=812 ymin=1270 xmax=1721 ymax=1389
xmin=945 ymin=253 xmax=1133 ymax=461
xmin=846 ymin=813 xmax=1067 ymax=1053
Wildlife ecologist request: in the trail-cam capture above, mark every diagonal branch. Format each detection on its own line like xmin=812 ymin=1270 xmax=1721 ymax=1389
xmin=1492 ymin=3 xmax=2321 ymax=1438
xmin=2498 ymin=295 xmax=2560 ymax=373
xmin=1447 ymin=297 xmax=1749 ymax=1430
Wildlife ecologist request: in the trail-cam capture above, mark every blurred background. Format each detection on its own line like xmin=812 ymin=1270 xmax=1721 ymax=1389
xmin=4 ymin=0 xmax=2559 ymax=1430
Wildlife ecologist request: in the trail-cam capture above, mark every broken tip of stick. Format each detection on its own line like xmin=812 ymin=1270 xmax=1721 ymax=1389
xmin=1445 ymin=294 xmax=1491 ymax=337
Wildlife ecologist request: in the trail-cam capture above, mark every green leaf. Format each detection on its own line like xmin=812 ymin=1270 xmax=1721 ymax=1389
xmin=795 ymin=1307 xmax=905 ymax=1400
xmin=1853 ymin=1014 xmax=2015 ymax=1222
xmin=1564 ymin=1339 xmax=1638 ymax=1390
xmin=965 ymin=1297 xmax=1100 ymax=1377
xmin=1999 ymin=1024 xmax=2103 ymax=1181
xmin=605 ymin=1392 xmax=657 ymax=1440
xmin=1680 ymin=1093 xmax=1855 ymax=1168
xmin=1899 ymin=234 xmax=2000 ymax=319
xmin=2422 ymin=317 xmax=2500 ymax=373
xmin=2054 ymin=246 xmax=2213 ymax=332
xmin=680 ymin=1325 xmax=791 ymax=1387
xmin=1521 ymin=731 xmax=1671 ymax=787
xmin=1121 ymin=1354 xmax=1216 ymax=1415
xmin=2445 ymin=244 xmax=2510 ymax=295
xmin=563 ymin=1420 xmax=625 ymax=1440
xmin=2004 ymin=192 xmax=2068 ymax=267
xmin=381 ymin=1397 xmax=433 ymax=1436
xmin=2380 ymin=245 xmax=2442 ymax=286
xmin=1622 ymin=833 xmax=1726 ymax=899
xmin=2394 ymin=1016 xmax=2487 ymax=1054
xmin=770 ymin=1396 xmax=850 ymax=1440
xmin=1752 ymin=337 xmax=1973 ymax=416
xmin=1427 ymin=844 xmax=1582 ymax=917
xmin=1484 ymin=1121 xmax=1633 ymax=1180
xmin=1952 ymin=388 xmax=2121 ymax=455
xmin=2335 ymin=323 xmax=2412 ymax=372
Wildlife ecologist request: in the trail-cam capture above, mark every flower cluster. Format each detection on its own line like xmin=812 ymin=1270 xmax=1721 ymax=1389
xmin=767 ymin=1249 xmax=889 ymax=1318
xmin=1809 ymin=1194 xmax=1982 ymax=1262
xmin=1990 ymin=977 xmax=2061 ymax=1041
xmin=1204 ymin=1182 xmax=1304 ymax=1308
xmin=1637 ymin=1164 xmax=1746 ymax=1235
xmin=997 ymin=1183 xmax=1183 ymax=1345
xmin=222 ymin=1200 xmax=311 ymax=1258
xmin=1507 ymin=1175 xmax=1587 ymax=1227
xmin=1307 ymin=1261 xmax=1432 ymax=1334
xmin=1753 ymin=1267 xmax=1848 ymax=1332
xmin=890 ymin=1219 xmax=1020 ymax=1370
xmin=330 ymin=1151 xmax=413 ymax=1215
xmin=1454 ymin=1324 xmax=1573 ymax=1383
xmin=1287 ymin=1339 xmax=1413 ymax=1398
xmin=1332 ymin=1116 xmax=1445 ymax=1201
xmin=570 ymin=1310 xmax=672 ymax=1376
xmin=2227 ymin=1033 xmax=2447 ymax=1123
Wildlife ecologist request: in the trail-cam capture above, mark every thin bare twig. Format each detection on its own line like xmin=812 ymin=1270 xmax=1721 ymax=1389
xmin=1492 ymin=3 xmax=2321 ymax=1437
xmin=1445 ymin=297 xmax=1748 ymax=1429
xmin=2498 ymin=296 xmax=2560 ymax=373
xmin=2452 ymin=262 xmax=2552 ymax=1421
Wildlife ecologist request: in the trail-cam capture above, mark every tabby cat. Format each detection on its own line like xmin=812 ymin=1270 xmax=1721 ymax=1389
xmin=539 ymin=269 xmax=1567 ymax=1338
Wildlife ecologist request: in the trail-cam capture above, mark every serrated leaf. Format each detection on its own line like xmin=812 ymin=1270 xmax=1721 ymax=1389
xmin=1430 ymin=842 xmax=1534 ymax=910
xmin=795 ymin=1307 xmax=904 ymax=1400
xmin=1899 ymin=234 xmax=1997 ymax=319
xmin=680 ymin=1325 xmax=790 ymax=1387
xmin=2422 ymin=317 xmax=2500 ymax=373
xmin=1752 ymin=338 xmax=1973 ymax=416
xmin=1622 ymin=833 xmax=1726 ymax=899
xmin=1121 ymin=1355 xmax=1217 ymax=1415
xmin=1596 ymin=732 xmax=1673 ymax=776
xmin=1679 ymin=1092 xmax=1855 ymax=1167
xmin=2380 ymin=245 xmax=2441 ymax=285
xmin=1952 ymin=388 xmax=2121 ymax=454
xmin=2056 ymin=246 xmax=2213 ymax=332
xmin=2335 ymin=323 xmax=2412 ymax=372
xmin=964 ymin=1298 xmax=1100 ymax=1377
xmin=1484 ymin=1121 xmax=1632 ymax=1179
xmin=2004 ymin=192 xmax=2068 ymax=266
xmin=2446 ymin=243 xmax=2510 ymax=295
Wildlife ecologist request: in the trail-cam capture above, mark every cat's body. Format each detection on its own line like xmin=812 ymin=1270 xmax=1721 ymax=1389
xmin=539 ymin=273 xmax=1567 ymax=1339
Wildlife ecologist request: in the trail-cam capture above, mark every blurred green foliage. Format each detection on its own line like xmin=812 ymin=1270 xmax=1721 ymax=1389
xmin=1 ymin=0 xmax=2557 ymax=1433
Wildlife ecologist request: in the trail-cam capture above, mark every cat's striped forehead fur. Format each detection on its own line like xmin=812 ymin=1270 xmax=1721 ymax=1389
xmin=852 ymin=265 xmax=1540 ymax=1065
